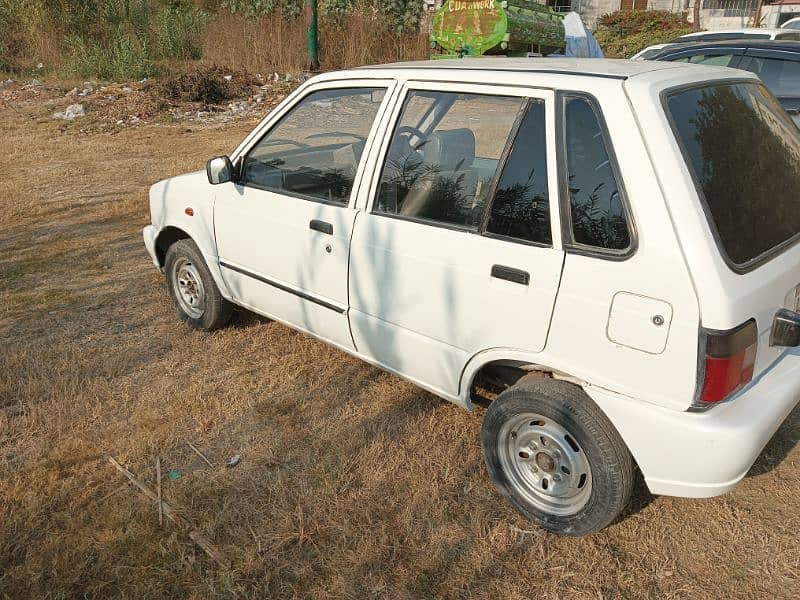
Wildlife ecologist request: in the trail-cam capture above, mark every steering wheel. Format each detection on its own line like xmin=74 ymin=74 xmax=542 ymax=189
xmin=391 ymin=125 xmax=429 ymax=164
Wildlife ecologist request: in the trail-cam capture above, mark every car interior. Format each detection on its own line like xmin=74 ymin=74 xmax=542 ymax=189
xmin=377 ymin=91 xmax=520 ymax=227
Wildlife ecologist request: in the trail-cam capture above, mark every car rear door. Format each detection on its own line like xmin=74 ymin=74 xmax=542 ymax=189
xmin=347 ymin=82 xmax=564 ymax=399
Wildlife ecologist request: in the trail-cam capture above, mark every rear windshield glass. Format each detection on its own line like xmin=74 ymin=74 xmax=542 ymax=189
xmin=666 ymin=82 xmax=800 ymax=267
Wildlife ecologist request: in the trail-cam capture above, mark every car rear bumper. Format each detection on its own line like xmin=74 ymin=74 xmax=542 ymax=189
xmin=142 ymin=225 xmax=159 ymax=269
xmin=586 ymin=347 xmax=800 ymax=498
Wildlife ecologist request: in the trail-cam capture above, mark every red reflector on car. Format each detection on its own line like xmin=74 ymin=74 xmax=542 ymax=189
xmin=699 ymin=320 xmax=758 ymax=404
xmin=700 ymin=345 xmax=757 ymax=403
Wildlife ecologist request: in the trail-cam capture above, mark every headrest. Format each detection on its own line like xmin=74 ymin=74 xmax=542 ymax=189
xmin=424 ymin=128 xmax=475 ymax=171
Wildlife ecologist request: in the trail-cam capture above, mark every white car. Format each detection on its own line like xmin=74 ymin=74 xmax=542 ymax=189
xmin=630 ymin=43 xmax=673 ymax=60
xmin=673 ymin=27 xmax=800 ymax=43
xmin=144 ymin=59 xmax=800 ymax=536
xmin=632 ymin=28 xmax=800 ymax=60
xmin=782 ymin=17 xmax=800 ymax=30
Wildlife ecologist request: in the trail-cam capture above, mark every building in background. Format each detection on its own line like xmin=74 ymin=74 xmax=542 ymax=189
xmin=422 ymin=0 xmax=800 ymax=31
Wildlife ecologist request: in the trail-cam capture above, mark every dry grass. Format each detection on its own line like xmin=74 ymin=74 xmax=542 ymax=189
xmin=200 ymin=10 xmax=429 ymax=74
xmin=2 ymin=85 xmax=800 ymax=599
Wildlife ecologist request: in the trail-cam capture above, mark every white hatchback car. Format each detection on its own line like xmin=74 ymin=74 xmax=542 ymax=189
xmin=144 ymin=59 xmax=800 ymax=535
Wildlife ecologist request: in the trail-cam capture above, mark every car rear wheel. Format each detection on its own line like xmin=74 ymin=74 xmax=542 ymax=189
xmin=481 ymin=379 xmax=634 ymax=536
xmin=165 ymin=239 xmax=232 ymax=331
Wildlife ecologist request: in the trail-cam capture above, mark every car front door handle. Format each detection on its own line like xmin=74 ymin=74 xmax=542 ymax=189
xmin=491 ymin=264 xmax=530 ymax=286
xmin=309 ymin=219 xmax=333 ymax=235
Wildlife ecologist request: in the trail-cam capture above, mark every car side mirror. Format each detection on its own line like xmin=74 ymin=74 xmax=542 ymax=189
xmin=206 ymin=156 xmax=234 ymax=185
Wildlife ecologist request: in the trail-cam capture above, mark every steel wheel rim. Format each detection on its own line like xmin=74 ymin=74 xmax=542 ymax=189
xmin=172 ymin=257 xmax=205 ymax=319
xmin=498 ymin=412 xmax=592 ymax=516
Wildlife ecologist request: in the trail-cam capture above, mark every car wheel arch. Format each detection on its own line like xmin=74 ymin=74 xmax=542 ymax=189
xmin=459 ymin=350 xmax=590 ymax=410
xmin=155 ymin=226 xmax=191 ymax=268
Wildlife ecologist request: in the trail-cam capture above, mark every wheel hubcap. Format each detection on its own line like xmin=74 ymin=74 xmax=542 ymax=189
xmin=172 ymin=258 xmax=205 ymax=319
xmin=499 ymin=412 xmax=592 ymax=516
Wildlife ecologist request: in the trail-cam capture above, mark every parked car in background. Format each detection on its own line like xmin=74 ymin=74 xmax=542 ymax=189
xmin=630 ymin=43 xmax=673 ymax=60
xmin=144 ymin=59 xmax=800 ymax=536
xmin=781 ymin=16 xmax=800 ymax=29
xmin=673 ymin=28 xmax=800 ymax=42
xmin=632 ymin=28 xmax=800 ymax=61
xmin=650 ymin=40 xmax=800 ymax=126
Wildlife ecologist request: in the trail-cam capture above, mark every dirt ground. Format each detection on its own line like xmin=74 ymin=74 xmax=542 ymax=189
xmin=1 ymin=78 xmax=800 ymax=599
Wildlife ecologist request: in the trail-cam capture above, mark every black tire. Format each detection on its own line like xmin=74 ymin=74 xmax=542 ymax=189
xmin=164 ymin=238 xmax=233 ymax=331
xmin=481 ymin=379 xmax=634 ymax=536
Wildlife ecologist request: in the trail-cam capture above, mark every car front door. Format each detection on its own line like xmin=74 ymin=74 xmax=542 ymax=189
xmin=348 ymin=82 xmax=564 ymax=399
xmin=213 ymin=80 xmax=396 ymax=350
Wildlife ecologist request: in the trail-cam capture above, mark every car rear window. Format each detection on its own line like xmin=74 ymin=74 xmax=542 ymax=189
xmin=666 ymin=82 xmax=800 ymax=268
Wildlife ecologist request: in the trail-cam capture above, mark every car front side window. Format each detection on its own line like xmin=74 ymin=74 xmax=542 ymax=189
xmin=241 ymin=87 xmax=384 ymax=204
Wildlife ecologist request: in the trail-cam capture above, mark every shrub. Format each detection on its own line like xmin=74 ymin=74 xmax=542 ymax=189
xmin=60 ymin=0 xmax=209 ymax=79
xmin=595 ymin=9 xmax=694 ymax=58
xmin=156 ymin=65 xmax=258 ymax=103
xmin=65 ymin=30 xmax=157 ymax=79
xmin=222 ymin=0 xmax=422 ymax=33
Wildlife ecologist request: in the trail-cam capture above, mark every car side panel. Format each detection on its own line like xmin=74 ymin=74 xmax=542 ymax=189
xmin=148 ymin=172 xmax=233 ymax=299
xmin=518 ymin=80 xmax=700 ymax=411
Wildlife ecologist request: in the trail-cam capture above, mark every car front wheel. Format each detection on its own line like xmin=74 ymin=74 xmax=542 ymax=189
xmin=481 ymin=379 xmax=634 ymax=536
xmin=165 ymin=238 xmax=232 ymax=331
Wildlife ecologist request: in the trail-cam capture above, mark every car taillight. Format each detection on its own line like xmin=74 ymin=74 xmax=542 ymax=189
xmin=699 ymin=320 xmax=758 ymax=404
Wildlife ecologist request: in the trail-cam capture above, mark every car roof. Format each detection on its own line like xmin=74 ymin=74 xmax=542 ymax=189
xmin=355 ymin=57 xmax=693 ymax=80
xmin=654 ymin=39 xmax=800 ymax=56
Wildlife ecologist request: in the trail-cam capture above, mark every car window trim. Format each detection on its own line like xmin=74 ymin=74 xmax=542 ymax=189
xmin=660 ymin=78 xmax=800 ymax=273
xmin=658 ymin=48 xmax=746 ymax=63
xmin=235 ymin=180 xmax=351 ymax=208
xmin=555 ymin=91 xmax=638 ymax=260
xmin=743 ymin=48 xmax=800 ymax=60
xmin=236 ymin=82 xmax=392 ymax=209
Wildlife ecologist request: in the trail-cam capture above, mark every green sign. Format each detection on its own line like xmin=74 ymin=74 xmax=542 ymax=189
xmin=431 ymin=0 xmax=508 ymax=56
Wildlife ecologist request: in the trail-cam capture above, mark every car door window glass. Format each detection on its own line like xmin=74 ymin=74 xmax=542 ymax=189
xmin=739 ymin=56 xmax=800 ymax=96
xmin=242 ymin=88 xmax=384 ymax=204
xmin=563 ymin=97 xmax=631 ymax=252
xmin=689 ymin=53 xmax=736 ymax=66
xmin=375 ymin=91 xmax=525 ymax=229
xmin=486 ymin=100 xmax=551 ymax=245
xmin=667 ymin=54 xmax=735 ymax=66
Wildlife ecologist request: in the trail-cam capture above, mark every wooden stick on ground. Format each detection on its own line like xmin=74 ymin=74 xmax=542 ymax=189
xmin=187 ymin=442 xmax=214 ymax=468
xmin=98 ymin=483 xmax=129 ymax=503
xmin=108 ymin=456 xmax=230 ymax=568
xmin=156 ymin=456 xmax=163 ymax=526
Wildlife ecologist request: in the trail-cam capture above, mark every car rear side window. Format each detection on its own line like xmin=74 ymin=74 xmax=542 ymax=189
xmin=563 ymin=96 xmax=631 ymax=253
xmin=486 ymin=100 xmax=551 ymax=245
xmin=738 ymin=56 xmax=800 ymax=96
xmin=666 ymin=82 xmax=800 ymax=268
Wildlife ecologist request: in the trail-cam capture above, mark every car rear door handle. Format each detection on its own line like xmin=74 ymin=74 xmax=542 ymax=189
xmin=491 ymin=264 xmax=530 ymax=286
xmin=309 ymin=219 xmax=333 ymax=235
